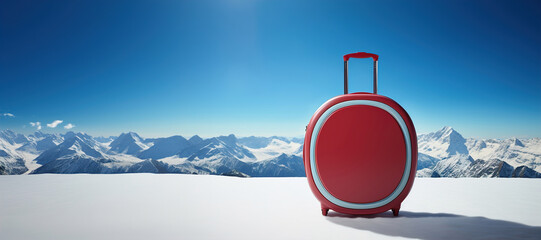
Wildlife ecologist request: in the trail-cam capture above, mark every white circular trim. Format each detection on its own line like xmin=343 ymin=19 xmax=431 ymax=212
xmin=309 ymin=100 xmax=412 ymax=209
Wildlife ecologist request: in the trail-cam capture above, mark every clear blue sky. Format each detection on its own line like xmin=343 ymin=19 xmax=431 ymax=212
xmin=1 ymin=0 xmax=540 ymax=138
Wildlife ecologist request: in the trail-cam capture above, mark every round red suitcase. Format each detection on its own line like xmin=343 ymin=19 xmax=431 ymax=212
xmin=303 ymin=52 xmax=417 ymax=216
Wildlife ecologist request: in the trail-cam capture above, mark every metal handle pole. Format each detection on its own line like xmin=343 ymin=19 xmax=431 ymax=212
xmin=373 ymin=60 xmax=378 ymax=94
xmin=344 ymin=61 xmax=349 ymax=94
xmin=343 ymin=52 xmax=379 ymax=95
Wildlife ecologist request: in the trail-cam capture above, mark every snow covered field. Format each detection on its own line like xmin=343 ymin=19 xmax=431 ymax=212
xmin=1 ymin=175 xmax=540 ymax=240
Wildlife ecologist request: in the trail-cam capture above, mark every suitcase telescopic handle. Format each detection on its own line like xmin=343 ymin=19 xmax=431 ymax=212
xmin=343 ymin=52 xmax=379 ymax=94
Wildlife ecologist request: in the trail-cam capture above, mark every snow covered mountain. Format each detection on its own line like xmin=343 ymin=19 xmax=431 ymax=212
xmin=32 ymin=132 xmax=146 ymax=174
xmin=175 ymin=135 xmax=257 ymax=175
xmin=417 ymin=127 xmax=541 ymax=178
xmin=108 ymin=132 xmax=148 ymax=155
xmin=16 ymin=134 xmax=62 ymax=154
xmin=418 ymin=126 xmax=469 ymax=159
xmin=24 ymin=132 xmax=304 ymax=176
xmin=180 ymin=135 xmax=255 ymax=160
xmin=0 ymin=130 xmax=63 ymax=174
xmin=466 ymin=137 xmax=541 ymax=172
xmin=238 ymin=136 xmax=296 ymax=149
xmin=1 ymin=128 xmax=540 ymax=178
xmin=251 ymin=153 xmax=305 ymax=177
xmin=417 ymin=153 xmax=440 ymax=170
xmin=35 ymin=132 xmax=105 ymax=164
xmin=0 ymin=130 xmax=29 ymax=145
xmin=0 ymin=136 xmax=28 ymax=175
xmin=93 ymin=136 xmax=117 ymax=144
xmin=138 ymin=135 xmax=191 ymax=159
xmin=431 ymin=154 xmax=474 ymax=178
xmin=241 ymin=137 xmax=302 ymax=161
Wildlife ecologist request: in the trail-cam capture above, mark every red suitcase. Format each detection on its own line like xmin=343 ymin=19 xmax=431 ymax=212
xmin=303 ymin=52 xmax=417 ymax=216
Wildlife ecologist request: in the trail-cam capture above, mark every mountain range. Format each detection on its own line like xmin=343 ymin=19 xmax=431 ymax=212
xmin=416 ymin=126 xmax=541 ymax=178
xmin=0 ymin=130 xmax=304 ymax=177
xmin=0 ymin=127 xmax=540 ymax=178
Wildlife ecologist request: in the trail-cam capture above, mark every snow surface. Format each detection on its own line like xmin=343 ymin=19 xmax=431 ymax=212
xmin=1 ymin=175 xmax=540 ymax=240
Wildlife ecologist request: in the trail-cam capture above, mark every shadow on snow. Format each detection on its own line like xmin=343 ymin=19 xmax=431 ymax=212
xmin=326 ymin=211 xmax=541 ymax=240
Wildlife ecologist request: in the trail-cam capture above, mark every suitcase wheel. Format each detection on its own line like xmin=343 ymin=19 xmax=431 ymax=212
xmin=321 ymin=207 xmax=329 ymax=216
xmin=392 ymin=206 xmax=400 ymax=216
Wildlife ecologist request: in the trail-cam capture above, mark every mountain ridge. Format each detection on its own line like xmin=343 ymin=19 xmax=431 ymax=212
xmin=1 ymin=128 xmax=540 ymax=178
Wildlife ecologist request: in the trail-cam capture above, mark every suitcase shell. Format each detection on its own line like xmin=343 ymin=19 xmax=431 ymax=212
xmin=303 ymin=52 xmax=417 ymax=216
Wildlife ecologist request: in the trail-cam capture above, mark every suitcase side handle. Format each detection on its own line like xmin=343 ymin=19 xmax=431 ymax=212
xmin=343 ymin=52 xmax=379 ymax=94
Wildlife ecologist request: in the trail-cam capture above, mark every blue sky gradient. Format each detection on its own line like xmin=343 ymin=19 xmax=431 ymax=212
xmin=1 ymin=0 xmax=540 ymax=138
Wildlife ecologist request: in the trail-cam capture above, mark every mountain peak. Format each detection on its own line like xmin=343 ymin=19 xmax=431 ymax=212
xmin=62 ymin=131 xmax=92 ymax=141
xmin=212 ymin=134 xmax=238 ymax=149
xmin=218 ymin=134 xmax=237 ymax=145
xmin=137 ymin=135 xmax=189 ymax=160
xmin=118 ymin=132 xmax=143 ymax=141
xmin=32 ymin=131 xmax=46 ymax=138
xmin=511 ymin=137 xmax=525 ymax=147
xmin=189 ymin=135 xmax=203 ymax=145
xmin=439 ymin=126 xmax=456 ymax=134
xmin=60 ymin=135 xmax=84 ymax=147
xmin=434 ymin=126 xmax=465 ymax=143
xmin=64 ymin=131 xmax=76 ymax=140
xmin=0 ymin=130 xmax=28 ymax=144
xmin=109 ymin=132 xmax=146 ymax=155
xmin=34 ymin=134 xmax=104 ymax=165
xmin=127 ymin=132 xmax=140 ymax=137
xmin=418 ymin=126 xmax=469 ymax=159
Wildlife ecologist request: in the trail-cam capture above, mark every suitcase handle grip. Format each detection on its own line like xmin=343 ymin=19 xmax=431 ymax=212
xmin=344 ymin=52 xmax=378 ymax=94
xmin=343 ymin=52 xmax=379 ymax=61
